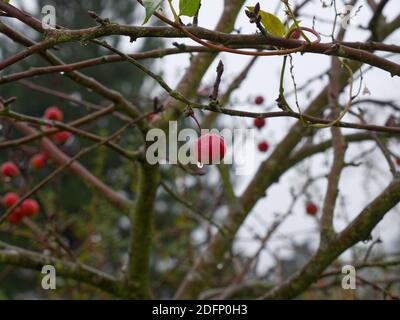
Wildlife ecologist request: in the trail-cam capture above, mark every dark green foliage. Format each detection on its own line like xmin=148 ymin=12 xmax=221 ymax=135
xmin=0 ymin=0 xmax=162 ymax=299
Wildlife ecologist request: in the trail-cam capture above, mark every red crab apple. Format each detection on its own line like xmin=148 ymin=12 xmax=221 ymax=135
xmin=1 ymin=161 xmax=20 ymax=178
xmin=7 ymin=208 xmax=24 ymax=224
xmin=254 ymin=118 xmax=266 ymax=129
xmin=53 ymin=131 xmax=71 ymax=144
xmin=254 ymin=95 xmax=264 ymax=105
xmin=306 ymin=202 xmax=318 ymax=216
xmin=30 ymin=153 xmax=47 ymax=170
xmin=2 ymin=192 xmax=19 ymax=208
xmin=195 ymin=133 xmax=226 ymax=165
xmin=257 ymin=141 xmax=269 ymax=152
xmin=21 ymin=199 xmax=39 ymax=217
xmin=44 ymin=106 xmax=63 ymax=121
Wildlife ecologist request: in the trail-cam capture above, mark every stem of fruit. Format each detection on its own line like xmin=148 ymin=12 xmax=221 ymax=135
xmin=190 ymin=113 xmax=202 ymax=133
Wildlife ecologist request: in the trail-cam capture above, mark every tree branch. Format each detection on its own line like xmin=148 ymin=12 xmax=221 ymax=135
xmin=127 ymin=163 xmax=160 ymax=299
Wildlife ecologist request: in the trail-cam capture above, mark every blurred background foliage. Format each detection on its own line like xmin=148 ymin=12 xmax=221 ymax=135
xmin=0 ymin=0 xmax=168 ymax=299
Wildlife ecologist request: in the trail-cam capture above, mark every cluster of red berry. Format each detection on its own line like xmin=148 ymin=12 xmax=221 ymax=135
xmin=43 ymin=106 xmax=72 ymax=144
xmin=1 ymin=162 xmax=39 ymax=224
xmin=0 ymin=106 xmax=68 ymax=224
xmin=29 ymin=106 xmax=72 ymax=170
xmin=2 ymin=193 xmax=38 ymax=224
xmin=252 ymin=96 xmax=269 ymax=153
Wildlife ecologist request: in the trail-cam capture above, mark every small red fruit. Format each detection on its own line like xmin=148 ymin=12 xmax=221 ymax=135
xmin=306 ymin=202 xmax=318 ymax=216
xmin=44 ymin=106 xmax=63 ymax=121
xmin=254 ymin=118 xmax=266 ymax=129
xmin=30 ymin=153 xmax=47 ymax=170
xmin=1 ymin=161 xmax=20 ymax=178
xmin=257 ymin=141 xmax=269 ymax=152
xmin=254 ymin=95 xmax=264 ymax=105
xmin=53 ymin=131 xmax=71 ymax=144
xmin=290 ymin=29 xmax=301 ymax=39
xmin=2 ymin=192 xmax=19 ymax=208
xmin=396 ymin=158 xmax=400 ymax=166
xmin=7 ymin=208 xmax=24 ymax=224
xmin=195 ymin=133 xmax=226 ymax=165
xmin=21 ymin=199 xmax=39 ymax=217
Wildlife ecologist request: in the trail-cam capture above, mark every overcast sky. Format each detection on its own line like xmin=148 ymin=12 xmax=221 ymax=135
xmin=138 ymin=0 xmax=400 ymax=270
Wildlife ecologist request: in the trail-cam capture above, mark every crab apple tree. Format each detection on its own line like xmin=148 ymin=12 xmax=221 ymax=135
xmin=0 ymin=0 xmax=400 ymax=301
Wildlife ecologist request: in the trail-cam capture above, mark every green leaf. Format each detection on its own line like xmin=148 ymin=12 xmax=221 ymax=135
xmin=179 ymin=0 xmax=200 ymax=17
xmin=143 ymin=0 xmax=164 ymax=24
xmin=247 ymin=6 xmax=286 ymax=37
xmin=3 ymin=0 xmax=10 ymax=3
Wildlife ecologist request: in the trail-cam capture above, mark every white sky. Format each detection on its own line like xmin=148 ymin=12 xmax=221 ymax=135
xmin=133 ymin=0 xmax=400 ymax=271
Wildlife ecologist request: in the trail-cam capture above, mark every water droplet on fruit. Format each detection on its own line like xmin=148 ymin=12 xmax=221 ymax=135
xmin=59 ymin=71 xmax=65 ymax=75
